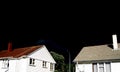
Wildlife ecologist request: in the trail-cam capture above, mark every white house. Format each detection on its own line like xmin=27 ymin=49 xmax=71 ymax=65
xmin=0 ymin=42 xmax=56 ymax=72
xmin=73 ymin=34 xmax=120 ymax=72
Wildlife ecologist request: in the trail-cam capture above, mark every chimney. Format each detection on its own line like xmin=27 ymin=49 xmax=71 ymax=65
xmin=8 ymin=41 xmax=12 ymax=52
xmin=112 ymin=34 xmax=118 ymax=50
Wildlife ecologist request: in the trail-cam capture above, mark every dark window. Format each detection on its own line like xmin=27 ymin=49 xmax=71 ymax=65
xmin=43 ymin=61 xmax=47 ymax=68
xmin=29 ymin=58 xmax=35 ymax=66
xmin=50 ymin=63 xmax=54 ymax=71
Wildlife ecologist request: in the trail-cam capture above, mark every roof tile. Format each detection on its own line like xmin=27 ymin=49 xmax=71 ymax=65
xmin=0 ymin=45 xmax=43 ymax=58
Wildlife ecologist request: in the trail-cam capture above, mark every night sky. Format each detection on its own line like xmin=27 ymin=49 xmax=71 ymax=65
xmin=0 ymin=6 xmax=120 ymax=63
xmin=0 ymin=25 xmax=120 ymax=63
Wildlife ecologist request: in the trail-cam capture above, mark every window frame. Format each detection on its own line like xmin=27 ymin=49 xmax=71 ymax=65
xmin=50 ymin=63 xmax=54 ymax=71
xmin=93 ymin=63 xmax=98 ymax=72
xmin=92 ymin=62 xmax=111 ymax=72
xmin=29 ymin=58 xmax=35 ymax=66
xmin=2 ymin=59 xmax=9 ymax=69
xmin=43 ymin=61 xmax=47 ymax=68
xmin=99 ymin=63 xmax=104 ymax=72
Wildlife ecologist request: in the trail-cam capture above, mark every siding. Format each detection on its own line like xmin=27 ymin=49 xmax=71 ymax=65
xmin=76 ymin=62 xmax=120 ymax=72
xmin=111 ymin=62 xmax=120 ymax=72
xmin=0 ymin=60 xmax=8 ymax=72
xmin=28 ymin=46 xmax=56 ymax=63
xmin=17 ymin=58 xmax=27 ymax=72
xmin=0 ymin=59 xmax=17 ymax=72
xmin=75 ymin=64 xmax=92 ymax=72
xmin=26 ymin=58 xmax=55 ymax=72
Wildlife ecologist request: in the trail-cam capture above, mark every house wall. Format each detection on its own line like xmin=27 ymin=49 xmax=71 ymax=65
xmin=0 ymin=60 xmax=9 ymax=72
xmin=28 ymin=46 xmax=56 ymax=63
xmin=9 ymin=60 xmax=17 ymax=72
xmin=27 ymin=46 xmax=55 ymax=72
xmin=75 ymin=62 xmax=120 ymax=72
xmin=0 ymin=58 xmax=55 ymax=72
xmin=75 ymin=64 xmax=92 ymax=72
xmin=0 ymin=59 xmax=28 ymax=72
xmin=26 ymin=58 xmax=55 ymax=72
xmin=15 ymin=58 xmax=27 ymax=72
xmin=0 ymin=59 xmax=17 ymax=72
xmin=111 ymin=62 xmax=120 ymax=72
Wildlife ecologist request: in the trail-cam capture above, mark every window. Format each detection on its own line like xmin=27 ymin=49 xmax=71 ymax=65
xmin=93 ymin=62 xmax=111 ymax=72
xmin=105 ymin=62 xmax=111 ymax=72
xmin=2 ymin=59 xmax=9 ymax=69
xmin=50 ymin=63 xmax=53 ymax=71
xmin=43 ymin=61 xmax=47 ymax=68
xmin=99 ymin=63 xmax=104 ymax=72
xmin=93 ymin=63 xmax=98 ymax=72
xmin=29 ymin=58 xmax=35 ymax=66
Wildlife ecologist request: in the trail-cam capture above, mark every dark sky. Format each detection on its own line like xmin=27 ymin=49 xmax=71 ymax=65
xmin=0 ymin=25 xmax=120 ymax=63
xmin=0 ymin=5 xmax=120 ymax=63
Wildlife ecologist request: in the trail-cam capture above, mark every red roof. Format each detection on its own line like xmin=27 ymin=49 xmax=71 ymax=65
xmin=0 ymin=45 xmax=43 ymax=58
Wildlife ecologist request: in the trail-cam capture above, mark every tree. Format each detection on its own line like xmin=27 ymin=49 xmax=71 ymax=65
xmin=50 ymin=51 xmax=65 ymax=72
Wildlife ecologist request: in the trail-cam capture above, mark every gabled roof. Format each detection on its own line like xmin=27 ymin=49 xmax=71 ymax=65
xmin=73 ymin=44 xmax=120 ymax=63
xmin=0 ymin=45 xmax=43 ymax=58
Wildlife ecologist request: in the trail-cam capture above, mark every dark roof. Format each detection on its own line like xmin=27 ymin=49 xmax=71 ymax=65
xmin=73 ymin=44 xmax=120 ymax=63
xmin=0 ymin=45 xmax=43 ymax=58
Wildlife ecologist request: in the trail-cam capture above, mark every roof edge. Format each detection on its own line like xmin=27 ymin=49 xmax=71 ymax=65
xmin=74 ymin=59 xmax=120 ymax=63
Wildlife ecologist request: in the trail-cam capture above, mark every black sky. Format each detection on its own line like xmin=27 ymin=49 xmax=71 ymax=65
xmin=0 ymin=5 xmax=120 ymax=62
xmin=0 ymin=25 xmax=120 ymax=62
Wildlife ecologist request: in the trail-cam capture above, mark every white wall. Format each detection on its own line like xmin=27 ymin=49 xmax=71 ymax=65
xmin=0 ymin=59 xmax=28 ymax=72
xmin=26 ymin=58 xmax=55 ymax=72
xmin=9 ymin=60 xmax=17 ymax=72
xmin=75 ymin=62 xmax=120 ymax=72
xmin=27 ymin=46 xmax=56 ymax=72
xmin=28 ymin=46 xmax=56 ymax=63
xmin=0 ymin=59 xmax=17 ymax=72
xmin=0 ymin=60 xmax=8 ymax=72
xmin=0 ymin=58 xmax=55 ymax=72
xmin=75 ymin=64 xmax=92 ymax=72
xmin=111 ymin=62 xmax=120 ymax=72
xmin=16 ymin=58 xmax=27 ymax=72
